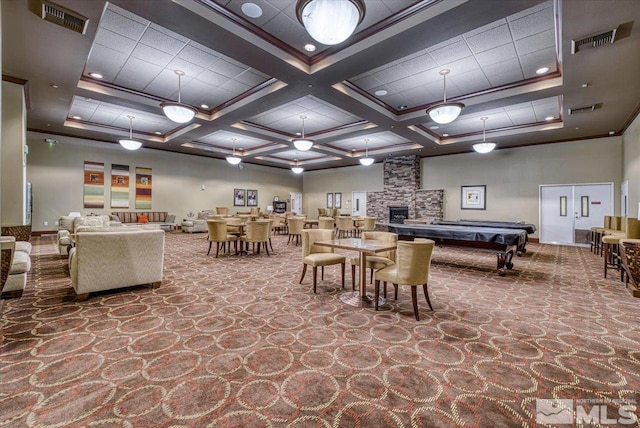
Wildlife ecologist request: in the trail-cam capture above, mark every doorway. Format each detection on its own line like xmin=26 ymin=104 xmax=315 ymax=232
xmin=289 ymin=192 xmax=302 ymax=215
xmin=539 ymin=183 xmax=613 ymax=245
xmin=352 ymin=192 xmax=367 ymax=217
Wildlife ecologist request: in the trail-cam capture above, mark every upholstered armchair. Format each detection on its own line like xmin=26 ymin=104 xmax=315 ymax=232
xmin=287 ymin=217 xmax=305 ymax=245
xmin=299 ymin=229 xmax=345 ymax=293
xmin=374 ymin=239 xmax=435 ymax=320
xmin=336 ymin=216 xmax=355 ymax=238
xmin=241 ymin=220 xmax=271 ymax=256
xmin=216 ymin=207 xmax=229 ymax=216
xmin=206 ymin=220 xmax=238 ymax=257
xmin=318 ymin=216 xmax=334 ymax=230
xmin=317 ymin=208 xmax=327 ymax=218
xmin=351 ymin=231 xmax=397 ymax=290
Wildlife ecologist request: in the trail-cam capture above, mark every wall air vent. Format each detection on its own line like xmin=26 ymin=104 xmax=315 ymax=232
xmin=30 ymin=0 xmax=89 ymax=35
xmin=568 ymin=103 xmax=602 ymax=115
xmin=571 ymin=26 xmax=618 ymax=54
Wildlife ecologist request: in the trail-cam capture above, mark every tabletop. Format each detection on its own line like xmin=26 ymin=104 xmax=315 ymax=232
xmin=316 ymin=238 xmax=397 ymax=253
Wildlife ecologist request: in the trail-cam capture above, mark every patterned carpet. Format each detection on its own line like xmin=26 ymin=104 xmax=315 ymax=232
xmin=1 ymin=232 xmax=639 ymax=427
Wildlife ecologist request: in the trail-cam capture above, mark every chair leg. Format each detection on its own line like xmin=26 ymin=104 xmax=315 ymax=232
xmin=351 ymin=264 xmax=356 ymax=291
xmin=265 ymin=241 xmax=270 ymax=257
xmin=394 ymin=284 xmax=398 ymax=300
xmin=423 ymin=283 xmax=432 ymax=310
xmin=383 ymin=282 xmax=387 ymax=298
xmin=299 ymin=264 xmax=307 ymax=284
xmin=207 ymin=241 xmax=212 ymax=256
xmin=321 ymin=266 xmax=324 ymax=281
xmin=313 ymin=266 xmax=318 ymax=293
xmin=215 ymin=242 xmax=220 ymax=258
xmin=411 ymin=286 xmax=420 ymax=321
xmin=370 ymin=268 xmax=374 ymax=284
xmin=374 ymin=280 xmax=380 ymax=311
xmin=341 ymin=262 xmax=345 ymax=289
xmin=269 ymin=238 xmax=274 ymax=252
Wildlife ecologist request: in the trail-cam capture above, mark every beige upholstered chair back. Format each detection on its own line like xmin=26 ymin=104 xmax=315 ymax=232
xmin=611 ymin=216 xmax=622 ymax=231
xmin=206 ymin=220 xmax=228 ymax=241
xmin=216 ymin=207 xmax=229 ymax=216
xmin=301 ymin=229 xmax=335 ymax=257
xmin=318 ymin=208 xmax=327 ymax=218
xmin=330 ymin=208 xmax=340 ymax=218
xmin=245 ymin=221 xmax=270 ymax=241
xmin=225 ymin=217 xmax=241 ymax=226
xmin=318 ymin=217 xmax=334 ymax=229
xmin=288 ymin=217 xmax=305 ymax=235
xmin=238 ymin=214 xmax=252 ymax=221
xmin=625 ymin=217 xmax=640 ymax=239
xmin=360 ymin=217 xmax=376 ymax=232
xmin=207 ymin=214 xmax=224 ymax=220
xmin=250 ymin=207 xmax=261 ymax=216
xmin=604 ymin=215 xmax=612 ymax=229
xmin=271 ymin=215 xmax=282 ymax=228
xmin=391 ymin=240 xmax=435 ymax=285
xmin=336 ymin=216 xmax=354 ymax=231
xmin=362 ymin=231 xmax=398 ymax=261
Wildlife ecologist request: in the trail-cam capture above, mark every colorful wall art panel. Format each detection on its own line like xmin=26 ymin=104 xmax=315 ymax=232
xmin=83 ymin=161 xmax=105 ymax=208
xmin=110 ymin=164 xmax=130 ymax=208
xmin=135 ymin=167 xmax=152 ymax=209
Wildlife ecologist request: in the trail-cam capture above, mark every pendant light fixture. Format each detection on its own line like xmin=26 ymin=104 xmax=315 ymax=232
xmin=119 ymin=115 xmax=142 ymax=150
xmin=161 ymin=70 xmax=197 ymax=124
xmin=359 ymin=138 xmax=374 ymax=166
xmin=473 ymin=117 xmax=496 ymax=154
xmin=292 ymin=115 xmax=314 ymax=151
xmin=296 ymin=0 xmax=365 ymax=46
xmin=226 ymin=138 xmax=242 ymax=165
xmin=426 ymin=69 xmax=465 ymax=124
xmin=291 ymin=155 xmax=304 ymax=174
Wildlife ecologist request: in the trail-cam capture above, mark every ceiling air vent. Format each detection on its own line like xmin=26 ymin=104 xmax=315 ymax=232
xmin=568 ymin=103 xmax=602 ymax=115
xmin=571 ymin=26 xmax=618 ymax=54
xmin=30 ymin=0 xmax=89 ymax=35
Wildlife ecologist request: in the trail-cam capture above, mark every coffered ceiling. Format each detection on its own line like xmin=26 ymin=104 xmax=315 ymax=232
xmin=3 ymin=0 xmax=640 ymax=170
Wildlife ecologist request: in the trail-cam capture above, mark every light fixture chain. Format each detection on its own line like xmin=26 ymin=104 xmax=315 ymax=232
xmin=177 ymin=73 xmax=181 ymax=104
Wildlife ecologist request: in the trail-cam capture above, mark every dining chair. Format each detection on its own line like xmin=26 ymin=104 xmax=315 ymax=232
xmin=241 ymin=220 xmax=271 ymax=256
xmin=299 ymin=229 xmax=345 ymax=293
xmin=206 ymin=220 xmax=238 ymax=257
xmin=225 ymin=217 xmax=242 ymax=236
xmin=318 ymin=216 xmax=334 ymax=230
xmin=356 ymin=216 xmax=376 ymax=237
xmin=287 ymin=217 xmax=305 ymax=245
xmin=336 ymin=216 xmax=355 ymax=238
xmin=374 ymin=239 xmax=435 ymax=320
xmin=216 ymin=207 xmax=229 ymax=216
xmin=350 ymin=231 xmax=397 ymax=291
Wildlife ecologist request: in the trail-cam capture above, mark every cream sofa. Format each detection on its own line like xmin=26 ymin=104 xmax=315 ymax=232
xmin=181 ymin=210 xmax=214 ymax=233
xmin=68 ymin=228 xmax=164 ymax=300
xmin=57 ymin=215 xmax=122 ymax=255
xmin=0 ymin=236 xmax=31 ymax=298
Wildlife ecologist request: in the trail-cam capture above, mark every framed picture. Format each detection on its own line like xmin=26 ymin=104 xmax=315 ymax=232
xmin=327 ymin=192 xmax=333 ymax=209
xmin=247 ymin=189 xmax=258 ymax=206
xmin=461 ymin=185 xmax=486 ymax=210
xmin=334 ymin=192 xmax=342 ymax=209
xmin=234 ymin=188 xmax=246 ymax=206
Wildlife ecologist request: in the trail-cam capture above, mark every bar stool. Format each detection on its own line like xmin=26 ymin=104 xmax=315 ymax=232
xmin=603 ymin=234 xmax=622 ymax=279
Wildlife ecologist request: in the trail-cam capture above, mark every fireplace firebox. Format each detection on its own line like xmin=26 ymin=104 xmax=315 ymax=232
xmin=389 ymin=206 xmax=409 ymax=224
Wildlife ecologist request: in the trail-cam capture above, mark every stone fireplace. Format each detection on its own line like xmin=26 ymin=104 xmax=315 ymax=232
xmin=367 ymin=155 xmax=444 ymax=223
xmin=389 ymin=206 xmax=409 ymax=224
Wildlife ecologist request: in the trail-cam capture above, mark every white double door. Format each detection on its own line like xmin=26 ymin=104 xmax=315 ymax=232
xmin=540 ymin=183 xmax=613 ymax=245
xmin=352 ymin=192 xmax=367 ymax=217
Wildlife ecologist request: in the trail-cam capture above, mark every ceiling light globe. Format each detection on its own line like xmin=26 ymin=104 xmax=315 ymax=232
xmin=292 ymin=166 xmax=304 ymax=174
xmin=161 ymin=102 xmax=196 ymax=123
xmin=119 ymin=139 xmax=142 ymax=151
xmin=226 ymin=156 xmax=242 ymax=165
xmin=473 ymin=142 xmax=496 ymax=154
xmin=359 ymin=157 xmax=374 ymax=166
xmin=297 ymin=0 xmax=364 ymax=45
xmin=427 ymin=102 xmax=464 ymax=124
xmin=293 ymin=138 xmax=314 ymax=151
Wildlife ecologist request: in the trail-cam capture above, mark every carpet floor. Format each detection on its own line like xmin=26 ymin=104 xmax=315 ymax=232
xmin=1 ymin=232 xmax=639 ymax=427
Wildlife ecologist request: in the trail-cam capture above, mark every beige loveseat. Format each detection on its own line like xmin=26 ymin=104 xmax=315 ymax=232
xmin=57 ymin=215 xmax=122 ymax=255
xmin=181 ymin=210 xmax=214 ymax=233
xmin=68 ymin=228 xmax=165 ymax=300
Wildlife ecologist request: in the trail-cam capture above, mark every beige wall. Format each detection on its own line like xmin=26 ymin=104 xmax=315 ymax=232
xmin=27 ymin=132 xmax=301 ymax=232
xmin=422 ymin=137 xmax=623 ymax=235
xmin=302 ymin=163 xmax=383 ymax=216
xmin=623 ymin=113 xmax=640 ymax=216
xmin=1 ymin=81 xmax=26 ymax=225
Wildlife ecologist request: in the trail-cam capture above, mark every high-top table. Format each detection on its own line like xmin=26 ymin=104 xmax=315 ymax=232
xmin=315 ymin=238 xmax=397 ymax=308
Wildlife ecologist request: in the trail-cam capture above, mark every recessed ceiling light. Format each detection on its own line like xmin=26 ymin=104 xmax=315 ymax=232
xmin=155 ymin=131 xmax=162 ymax=135
xmin=241 ymin=2 xmax=262 ymax=18
xmin=609 ymin=130 xmax=615 ymax=135
xmin=200 ymin=104 xmax=209 ymax=109
xmin=581 ymin=83 xmax=589 ymax=88
xmin=88 ymin=72 xmax=103 ymax=79
xmin=50 ymin=83 xmax=58 ymax=89
xmin=545 ymin=116 xmax=554 ymax=121
xmin=429 ymin=125 xmax=439 ymax=130
xmin=442 ymin=133 xmax=449 ymax=137
xmin=398 ymin=105 xmax=407 ymax=110
xmin=536 ymin=67 xmax=550 ymax=75
xmin=374 ymin=90 xmax=388 ymax=96
xmin=72 ymin=115 xmax=81 ymax=120
xmin=304 ymin=44 xmax=316 ymax=52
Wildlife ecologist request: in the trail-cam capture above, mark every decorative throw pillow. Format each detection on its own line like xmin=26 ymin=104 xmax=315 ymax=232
xmin=137 ymin=214 xmax=149 ymax=224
